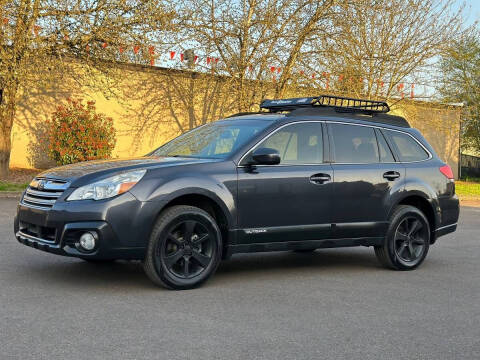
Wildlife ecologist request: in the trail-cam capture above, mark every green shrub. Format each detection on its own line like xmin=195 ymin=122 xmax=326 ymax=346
xmin=47 ymin=98 xmax=116 ymax=165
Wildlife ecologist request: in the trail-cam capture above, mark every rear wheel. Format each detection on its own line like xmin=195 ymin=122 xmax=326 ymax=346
xmin=375 ymin=205 xmax=430 ymax=270
xmin=143 ymin=205 xmax=222 ymax=290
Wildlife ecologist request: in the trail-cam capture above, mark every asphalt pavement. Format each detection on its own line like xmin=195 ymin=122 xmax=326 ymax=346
xmin=1 ymin=198 xmax=479 ymax=360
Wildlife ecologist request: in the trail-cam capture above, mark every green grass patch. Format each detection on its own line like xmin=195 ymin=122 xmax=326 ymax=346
xmin=456 ymin=181 xmax=480 ymax=197
xmin=0 ymin=181 xmax=29 ymax=192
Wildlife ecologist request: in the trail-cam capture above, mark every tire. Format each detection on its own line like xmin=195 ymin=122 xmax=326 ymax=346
xmin=143 ymin=205 xmax=223 ymax=290
xmin=375 ymin=205 xmax=430 ymax=270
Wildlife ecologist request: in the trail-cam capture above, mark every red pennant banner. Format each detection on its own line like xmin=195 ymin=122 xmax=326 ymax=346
xmin=277 ymin=67 xmax=281 ymax=74
xmin=339 ymin=75 xmax=344 ymax=81
xmin=214 ymin=58 xmax=219 ymax=63
xmin=270 ymin=66 xmax=276 ymax=73
xmin=102 ymin=42 xmax=108 ymax=48
xmin=206 ymin=57 xmax=211 ymax=65
xmin=194 ymin=55 xmax=198 ymax=63
xmin=148 ymin=46 xmax=155 ymax=55
xmin=119 ymin=46 xmax=124 ymax=54
xmin=150 ymin=58 xmax=154 ymax=66
xmin=170 ymin=51 xmax=176 ymax=60
xmin=312 ymin=73 xmax=316 ymax=79
xmin=321 ymin=72 xmax=330 ymax=89
xmin=33 ymin=25 xmax=41 ymax=36
xmin=133 ymin=45 xmax=140 ymax=54
xmin=180 ymin=53 xmax=184 ymax=62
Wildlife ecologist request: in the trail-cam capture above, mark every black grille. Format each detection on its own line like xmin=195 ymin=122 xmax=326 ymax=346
xmin=21 ymin=178 xmax=70 ymax=210
xmin=18 ymin=221 xmax=57 ymax=243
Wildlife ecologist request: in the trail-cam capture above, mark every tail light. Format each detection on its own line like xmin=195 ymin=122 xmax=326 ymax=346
xmin=439 ymin=164 xmax=454 ymax=180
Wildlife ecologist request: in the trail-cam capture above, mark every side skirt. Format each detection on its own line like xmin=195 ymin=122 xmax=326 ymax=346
xmin=225 ymin=237 xmax=384 ymax=256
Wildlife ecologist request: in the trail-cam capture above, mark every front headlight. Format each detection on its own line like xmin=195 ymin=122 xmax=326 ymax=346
xmin=67 ymin=169 xmax=146 ymax=201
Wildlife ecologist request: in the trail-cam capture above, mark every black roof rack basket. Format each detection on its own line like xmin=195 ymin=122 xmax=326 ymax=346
xmin=260 ymin=95 xmax=390 ymax=115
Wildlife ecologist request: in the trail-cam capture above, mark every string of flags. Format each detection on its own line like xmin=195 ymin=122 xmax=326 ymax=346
xmin=1 ymin=19 xmax=419 ymax=99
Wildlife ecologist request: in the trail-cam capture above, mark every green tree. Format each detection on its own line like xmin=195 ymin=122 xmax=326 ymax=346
xmin=438 ymin=33 xmax=480 ymax=154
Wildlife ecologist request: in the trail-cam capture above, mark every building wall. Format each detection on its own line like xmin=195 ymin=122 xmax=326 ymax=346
xmin=392 ymin=102 xmax=461 ymax=179
xmin=9 ymin=68 xmax=462 ymax=178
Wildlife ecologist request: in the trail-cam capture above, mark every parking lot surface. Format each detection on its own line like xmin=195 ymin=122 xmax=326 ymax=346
xmin=1 ymin=198 xmax=478 ymax=359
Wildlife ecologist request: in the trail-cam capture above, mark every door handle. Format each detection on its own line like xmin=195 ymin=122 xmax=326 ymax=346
xmin=383 ymin=171 xmax=401 ymax=181
xmin=310 ymin=173 xmax=331 ymax=184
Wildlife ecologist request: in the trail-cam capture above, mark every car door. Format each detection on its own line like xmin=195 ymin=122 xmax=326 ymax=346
xmin=236 ymin=121 xmax=334 ymax=244
xmin=327 ymin=122 xmax=405 ymax=239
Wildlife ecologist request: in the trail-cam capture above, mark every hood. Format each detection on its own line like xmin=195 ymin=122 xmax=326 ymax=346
xmin=35 ymin=156 xmax=218 ymax=185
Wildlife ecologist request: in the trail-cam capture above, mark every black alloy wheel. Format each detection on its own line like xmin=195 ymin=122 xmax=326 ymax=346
xmin=393 ymin=216 xmax=427 ymax=265
xmin=159 ymin=220 xmax=215 ymax=279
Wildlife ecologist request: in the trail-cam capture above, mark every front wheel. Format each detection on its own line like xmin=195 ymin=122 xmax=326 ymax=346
xmin=375 ymin=205 xmax=430 ymax=270
xmin=143 ymin=205 xmax=222 ymax=290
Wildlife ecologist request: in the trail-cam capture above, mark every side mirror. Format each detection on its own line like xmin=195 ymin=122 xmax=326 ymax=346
xmin=251 ymin=147 xmax=281 ymax=165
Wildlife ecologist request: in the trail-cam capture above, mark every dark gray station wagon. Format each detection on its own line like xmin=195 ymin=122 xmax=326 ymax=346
xmin=15 ymin=95 xmax=459 ymax=289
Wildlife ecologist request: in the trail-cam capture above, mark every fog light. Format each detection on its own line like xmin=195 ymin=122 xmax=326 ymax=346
xmin=79 ymin=232 xmax=96 ymax=251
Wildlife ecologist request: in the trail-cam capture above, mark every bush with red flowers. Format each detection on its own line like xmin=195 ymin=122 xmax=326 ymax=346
xmin=47 ymin=98 xmax=116 ymax=165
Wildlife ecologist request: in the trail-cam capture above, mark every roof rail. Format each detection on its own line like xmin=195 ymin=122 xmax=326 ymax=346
xmin=260 ymin=95 xmax=390 ymax=115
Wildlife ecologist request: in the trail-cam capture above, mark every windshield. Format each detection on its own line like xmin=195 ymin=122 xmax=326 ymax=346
xmin=151 ymin=119 xmax=273 ymax=159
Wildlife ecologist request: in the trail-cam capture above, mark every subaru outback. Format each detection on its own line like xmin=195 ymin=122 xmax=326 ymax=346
xmin=14 ymin=95 xmax=459 ymax=289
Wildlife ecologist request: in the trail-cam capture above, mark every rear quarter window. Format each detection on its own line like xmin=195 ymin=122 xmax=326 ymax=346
xmin=385 ymin=130 xmax=429 ymax=162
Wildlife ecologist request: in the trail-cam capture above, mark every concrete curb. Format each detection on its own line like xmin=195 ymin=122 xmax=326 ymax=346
xmin=0 ymin=191 xmax=22 ymax=199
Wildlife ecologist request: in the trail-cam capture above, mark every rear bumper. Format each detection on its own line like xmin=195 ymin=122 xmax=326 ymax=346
xmin=433 ymin=194 xmax=459 ymax=242
xmin=434 ymin=223 xmax=457 ymax=239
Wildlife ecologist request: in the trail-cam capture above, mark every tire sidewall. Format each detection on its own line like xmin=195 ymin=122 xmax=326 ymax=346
xmin=386 ymin=206 xmax=430 ymax=270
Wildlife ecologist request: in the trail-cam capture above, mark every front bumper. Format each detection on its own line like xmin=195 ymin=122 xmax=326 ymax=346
xmin=14 ymin=192 xmax=164 ymax=260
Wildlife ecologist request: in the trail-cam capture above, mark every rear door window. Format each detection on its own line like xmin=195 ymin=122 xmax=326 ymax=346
xmin=385 ymin=130 xmax=429 ymax=162
xmin=330 ymin=123 xmax=379 ymax=163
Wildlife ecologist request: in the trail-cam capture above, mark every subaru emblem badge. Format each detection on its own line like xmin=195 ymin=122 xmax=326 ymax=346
xmin=37 ymin=179 xmax=46 ymax=190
